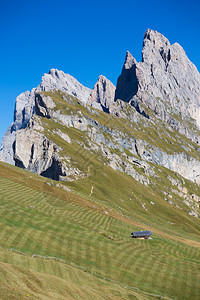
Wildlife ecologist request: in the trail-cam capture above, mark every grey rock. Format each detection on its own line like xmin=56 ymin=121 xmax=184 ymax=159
xmin=134 ymin=138 xmax=200 ymax=184
xmin=0 ymin=69 xmax=92 ymax=164
xmin=88 ymin=75 xmax=115 ymax=112
xmin=115 ymin=29 xmax=200 ymax=142
xmin=35 ymin=93 xmax=56 ymax=118
xmin=115 ymin=51 xmax=138 ymax=103
xmin=14 ymin=69 xmax=91 ymax=126
xmin=0 ymin=124 xmax=17 ymax=165
xmin=53 ymin=130 xmax=71 ymax=144
xmin=40 ymin=69 xmax=91 ymax=103
xmin=14 ymin=90 xmax=36 ymax=125
xmin=14 ymin=127 xmax=58 ymax=174
xmin=13 ymin=116 xmax=85 ymax=181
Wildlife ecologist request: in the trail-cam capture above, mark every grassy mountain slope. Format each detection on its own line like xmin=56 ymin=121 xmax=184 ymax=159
xmin=0 ymin=154 xmax=200 ymax=299
xmin=1 ymin=91 xmax=200 ymax=299
xmin=0 ymin=248 xmax=151 ymax=300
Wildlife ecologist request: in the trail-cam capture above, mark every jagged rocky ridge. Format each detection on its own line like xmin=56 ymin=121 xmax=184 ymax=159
xmin=0 ymin=29 xmax=200 ymax=217
xmin=115 ymin=30 xmax=200 ymax=143
xmin=0 ymin=69 xmax=92 ymax=165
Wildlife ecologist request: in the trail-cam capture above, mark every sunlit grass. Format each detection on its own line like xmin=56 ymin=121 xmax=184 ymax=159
xmin=0 ymin=161 xmax=200 ymax=299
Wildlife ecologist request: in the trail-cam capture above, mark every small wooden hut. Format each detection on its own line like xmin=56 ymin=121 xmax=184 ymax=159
xmin=131 ymin=230 xmax=152 ymax=239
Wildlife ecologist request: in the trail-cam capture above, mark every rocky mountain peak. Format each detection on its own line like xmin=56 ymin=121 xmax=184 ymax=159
xmin=0 ymin=69 xmax=92 ymax=165
xmin=124 ymin=51 xmax=137 ymax=69
xmin=143 ymin=29 xmax=170 ymax=49
xmin=142 ymin=29 xmax=171 ymax=64
xmin=40 ymin=69 xmax=91 ymax=103
xmin=88 ymin=75 xmax=116 ymax=112
xmin=48 ymin=68 xmax=64 ymax=77
xmin=115 ymin=29 xmax=200 ymax=142
xmin=142 ymin=29 xmax=188 ymax=67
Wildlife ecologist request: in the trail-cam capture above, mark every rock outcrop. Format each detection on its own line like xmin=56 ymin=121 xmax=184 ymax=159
xmin=115 ymin=51 xmax=138 ymax=104
xmin=14 ymin=69 xmax=91 ymax=128
xmin=115 ymin=29 xmax=200 ymax=142
xmin=40 ymin=69 xmax=91 ymax=103
xmin=88 ymin=75 xmax=116 ymax=112
xmin=13 ymin=115 xmax=85 ymax=181
xmin=35 ymin=93 xmax=56 ymax=119
xmin=0 ymin=69 xmax=92 ymax=164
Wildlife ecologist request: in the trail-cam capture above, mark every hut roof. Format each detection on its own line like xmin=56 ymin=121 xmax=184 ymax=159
xmin=131 ymin=230 xmax=152 ymax=237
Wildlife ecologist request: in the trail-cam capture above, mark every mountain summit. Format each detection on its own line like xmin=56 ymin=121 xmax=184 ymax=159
xmin=0 ymin=30 xmax=200 ymax=220
xmin=115 ymin=29 xmax=200 ymax=142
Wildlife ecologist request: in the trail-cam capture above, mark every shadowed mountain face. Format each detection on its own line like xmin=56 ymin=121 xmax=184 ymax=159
xmin=115 ymin=51 xmax=139 ymax=103
xmin=0 ymin=29 xmax=200 ymax=202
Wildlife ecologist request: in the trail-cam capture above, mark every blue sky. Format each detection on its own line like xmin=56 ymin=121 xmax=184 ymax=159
xmin=0 ymin=0 xmax=200 ymax=142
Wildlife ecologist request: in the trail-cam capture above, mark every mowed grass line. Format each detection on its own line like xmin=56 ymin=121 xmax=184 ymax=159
xmin=0 ymin=249 xmax=152 ymax=300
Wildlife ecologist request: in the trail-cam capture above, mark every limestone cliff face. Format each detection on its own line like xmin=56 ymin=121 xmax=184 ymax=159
xmin=88 ymin=75 xmax=116 ymax=112
xmin=115 ymin=29 xmax=200 ymax=143
xmin=13 ymin=114 xmax=85 ymax=181
xmin=40 ymin=69 xmax=91 ymax=103
xmin=14 ymin=69 xmax=91 ymax=127
xmin=14 ymin=125 xmax=59 ymax=177
xmin=0 ymin=69 xmax=92 ymax=164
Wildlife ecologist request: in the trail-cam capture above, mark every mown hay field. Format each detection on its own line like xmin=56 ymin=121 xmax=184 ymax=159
xmin=0 ymin=161 xmax=200 ymax=299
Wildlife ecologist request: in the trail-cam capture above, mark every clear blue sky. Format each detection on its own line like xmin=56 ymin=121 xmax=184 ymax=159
xmin=0 ymin=0 xmax=200 ymax=142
